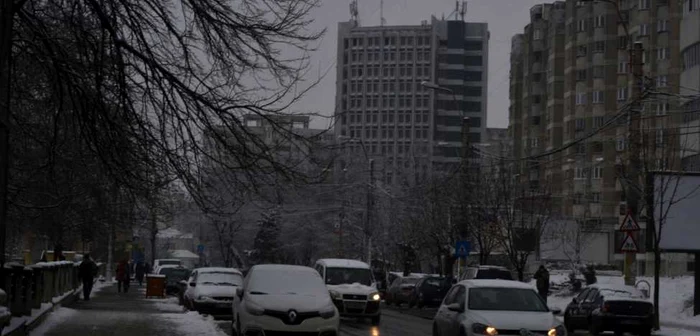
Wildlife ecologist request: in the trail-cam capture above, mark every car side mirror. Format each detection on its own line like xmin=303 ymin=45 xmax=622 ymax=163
xmin=550 ymin=307 xmax=562 ymax=315
xmin=446 ymin=303 xmax=464 ymax=312
xmin=236 ymin=287 xmax=243 ymax=299
xmin=572 ymin=297 xmax=578 ymax=304
xmin=189 ymin=282 xmax=196 ymax=287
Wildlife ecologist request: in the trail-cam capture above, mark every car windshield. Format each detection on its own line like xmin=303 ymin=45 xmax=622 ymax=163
xmin=325 ymin=267 xmax=373 ymax=286
xmin=468 ymin=287 xmax=548 ymax=312
xmin=600 ymin=288 xmax=645 ymax=299
xmin=424 ymin=277 xmax=447 ymax=288
xmin=161 ymin=268 xmax=190 ymax=280
xmin=197 ymin=272 xmax=242 ymax=286
xmin=159 ymin=260 xmax=180 ymax=265
xmin=475 ymin=269 xmax=513 ymax=280
xmin=248 ymin=269 xmax=328 ymax=296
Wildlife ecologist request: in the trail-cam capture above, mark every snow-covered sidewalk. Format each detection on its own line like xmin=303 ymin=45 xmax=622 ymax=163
xmin=29 ymin=283 xmax=228 ymax=336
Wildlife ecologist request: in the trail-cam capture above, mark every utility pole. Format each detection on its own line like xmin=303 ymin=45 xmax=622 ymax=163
xmin=458 ymin=117 xmax=471 ymax=276
xmin=624 ymin=42 xmax=644 ymax=286
xmin=0 ymin=0 xmax=14 ymax=276
xmin=365 ymin=159 xmax=374 ymax=266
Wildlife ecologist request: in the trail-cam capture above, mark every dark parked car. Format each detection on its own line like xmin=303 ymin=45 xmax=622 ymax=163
xmin=159 ymin=267 xmax=191 ymax=295
xmin=564 ymin=284 xmax=654 ymax=336
xmin=385 ymin=276 xmax=422 ymax=307
xmin=410 ymin=276 xmax=451 ymax=308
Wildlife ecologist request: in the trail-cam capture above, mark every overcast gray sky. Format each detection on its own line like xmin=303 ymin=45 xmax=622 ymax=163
xmin=297 ymin=0 xmax=543 ymax=130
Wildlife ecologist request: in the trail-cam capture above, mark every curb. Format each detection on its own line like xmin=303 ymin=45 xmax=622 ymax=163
xmin=661 ymin=320 xmax=700 ymax=333
xmin=2 ymin=287 xmax=83 ymax=336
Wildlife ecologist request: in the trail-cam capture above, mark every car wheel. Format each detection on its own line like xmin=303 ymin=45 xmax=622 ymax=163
xmin=432 ymin=323 xmax=439 ymax=336
xmin=371 ymin=314 xmax=381 ymax=326
xmin=459 ymin=327 xmax=467 ymax=336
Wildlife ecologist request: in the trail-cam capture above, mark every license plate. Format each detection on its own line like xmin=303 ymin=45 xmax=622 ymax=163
xmin=345 ymin=301 xmax=366 ymax=309
xmin=620 ymin=320 xmax=640 ymax=325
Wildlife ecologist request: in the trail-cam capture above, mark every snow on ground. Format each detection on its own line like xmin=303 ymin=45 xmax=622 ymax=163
xmin=157 ymin=312 xmax=227 ymax=336
xmin=148 ymin=296 xmax=185 ymax=313
xmin=26 ymin=308 xmax=79 ymax=336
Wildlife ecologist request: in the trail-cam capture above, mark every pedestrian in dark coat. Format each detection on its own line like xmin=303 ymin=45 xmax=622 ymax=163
xmin=116 ymin=259 xmax=131 ymax=293
xmin=534 ymin=265 xmax=550 ymax=303
xmin=78 ymin=254 xmax=98 ymax=301
xmin=135 ymin=262 xmax=145 ymax=286
xmin=584 ymin=265 xmax=597 ymax=285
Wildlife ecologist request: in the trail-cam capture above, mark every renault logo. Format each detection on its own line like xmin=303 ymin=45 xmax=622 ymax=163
xmin=288 ymin=310 xmax=298 ymax=323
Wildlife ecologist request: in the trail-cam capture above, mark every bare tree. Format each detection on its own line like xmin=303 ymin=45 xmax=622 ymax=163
xmin=494 ymin=162 xmax=554 ymax=281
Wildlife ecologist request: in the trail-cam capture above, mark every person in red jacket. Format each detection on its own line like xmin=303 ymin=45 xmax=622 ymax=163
xmin=116 ymin=259 xmax=131 ymax=293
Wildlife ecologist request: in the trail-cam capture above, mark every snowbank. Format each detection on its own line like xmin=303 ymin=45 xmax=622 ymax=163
xmin=25 ymin=307 xmax=79 ymax=336
xmin=157 ymin=312 xmax=227 ymax=336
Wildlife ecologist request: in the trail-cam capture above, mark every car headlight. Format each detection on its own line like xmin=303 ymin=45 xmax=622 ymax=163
xmin=370 ymin=292 xmax=381 ymax=301
xmin=245 ymin=300 xmax=264 ymax=316
xmin=548 ymin=325 xmax=566 ymax=336
xmin=320 ymin=304 xmax=336 ymax=319
xmin=329 ymin=290 xmax=341 ymax=300
xmin=472 ymin=323 xmax=498 ymax=335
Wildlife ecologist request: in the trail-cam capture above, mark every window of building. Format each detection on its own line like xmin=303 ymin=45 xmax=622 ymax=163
xmin=592 ymin=166 xmax=603 ymax=179
xmin=617 ymin=87 xmax=628 ymax=101
xmin=594 ymin=41 xmax=605 ymax=53
xmin=576 ymin=92 xmax=587 ymax=105
xmin=591 ymin=192 xmax=601 ymax=203
xmin=533 ymin=29 xmax=542 ymax=40
xmin=656 ymin=129 xmax=665 ymax=146
xmin=576 ymin=70 xmax=587 ymax=81
xmin=618 ymin=61 xmax=629 ymax=73
xmin=577 ymin=20 xmax=587 ymax=32
xmin=640 ymin=24 xmax=650 ymax=36
xmin=577 ymin=45 xmax=587 ymax=57
xmin=639 ymin=0 xmax=650 ymax=9
xmin=617 ymin=137 xmax=626 ymax=151
xmin=593 ymin=116 xmax=605 ymax=127
xmin=618 ymin=36 xmax=628 ymax=50
xmin=575 ymin=168 xmax=587 ymax=179
xmin=657 ymin=47 xmax=670 ymax=60
xmin=575 ymin=118 xmax=586 ymax=131
xmin=658 ymin=19 xmax=669 ymax=32
xmin=465 ymin=41 xmax=482 ymax=51
xmin=657 ymin=102 xmax=669 ymax=115
xmin=465 ymin=56 xmax=483 ymax=66
xmin=656 ymin=75 xmax=668 ymax=88
xmin=593 ymin=91 xmax=605 ymax=104
xmin=594 ymin=15 xmax=605 ymax=28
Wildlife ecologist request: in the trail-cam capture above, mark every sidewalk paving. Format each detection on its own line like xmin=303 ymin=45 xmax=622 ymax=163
xmin=29 ymin=283 xmax=227 ymax=336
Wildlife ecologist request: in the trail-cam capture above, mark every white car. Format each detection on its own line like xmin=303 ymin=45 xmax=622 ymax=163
xmin=432 ymin=279 xmax=566 ymax=336
xmin=232 ymin=264 xmax=339 ymax=336
xmin=153 ymin=259 xmax=181 ymax=274
xmin=314 ymin=258 xmax=381 ymax=325
xmin=183 ymin=267 xmax=243 ymax=317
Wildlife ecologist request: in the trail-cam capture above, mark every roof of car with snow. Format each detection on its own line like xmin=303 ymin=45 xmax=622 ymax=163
xmin=195 ymin=267 xmax=242 ymax=275
xmin=250 ymin=264 xmax=316 ymax=273
xmin=459 ymin=279 xmax=534 ymax=289
xmin=470 ymin=265 xmax=509 ymax=270
xmin=316 ymin=258 xmax=370 ymax=269
xmin=588 ymin=283 xmax=642 ymax=292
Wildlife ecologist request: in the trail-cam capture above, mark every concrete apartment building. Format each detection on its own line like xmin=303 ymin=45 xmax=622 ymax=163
xmin=334 ymin=16 xmax=489 ymax=187
xmin=681 ymin=0 xmax=700 ymax=171
xmin=509 ymin=0 xmax=688 ymax=274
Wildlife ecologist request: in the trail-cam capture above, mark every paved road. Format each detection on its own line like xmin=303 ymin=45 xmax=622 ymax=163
xmin=215 ymin=307 xmax=432 ymax=336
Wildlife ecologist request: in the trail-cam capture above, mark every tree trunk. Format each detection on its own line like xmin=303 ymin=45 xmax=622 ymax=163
xmin=0 ymin=0 xmax=13 ymax=272
xmin=653 ymin=248 xmax=661 ymax=330
xmin=517 ymin=268 xmax=524 ymax=282
xmin=150 ymin=210 xmax=157 ymax=265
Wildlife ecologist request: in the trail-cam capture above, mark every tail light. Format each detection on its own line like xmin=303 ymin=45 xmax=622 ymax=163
xmin=602 ymin=302 xmax=610 ymax=313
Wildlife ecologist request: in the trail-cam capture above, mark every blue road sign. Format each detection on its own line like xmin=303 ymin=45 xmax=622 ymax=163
xmin=455 ymin=241 xmax=471 ymax=258
xmin=197 ymin=244 xmax=205 ymax=254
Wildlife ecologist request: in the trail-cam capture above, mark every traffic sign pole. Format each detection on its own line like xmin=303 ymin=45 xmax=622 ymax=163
xmin=619 ymin=210 xmax=641 ymax=286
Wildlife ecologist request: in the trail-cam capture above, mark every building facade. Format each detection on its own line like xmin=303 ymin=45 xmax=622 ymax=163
xmin=509 ymin=0 xmax=686 ymax=272
xmin=681 ymin=0 xmax=700 ymax=170
xmin=334 ymin=17 xmax=489 ymax=187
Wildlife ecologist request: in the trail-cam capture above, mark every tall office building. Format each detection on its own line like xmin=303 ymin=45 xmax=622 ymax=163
xmin=509 ymin=0 xmax=684 ymax=270
xmin=334 ymin=15 xmax=489 ymax=187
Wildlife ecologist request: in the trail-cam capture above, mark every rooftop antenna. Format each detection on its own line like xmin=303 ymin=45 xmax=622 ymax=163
xmin=350 ymin=0 xmax=359 ymax=26
xmin=459 ymin=1 xmax=467 ymax=21
xmin=380 ymin=0 xmax=386 ymax=26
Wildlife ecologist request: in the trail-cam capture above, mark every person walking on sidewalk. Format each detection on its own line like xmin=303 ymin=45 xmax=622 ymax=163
xmin=534 ymin=265 xmax=550 ymax=304
xmin=135 ymin=261 xmax=145 ymax=286
xmin=79 ymin=254 xmax=98 ymax=301
xmin=116 ymin=259 xmax=131 ymax=293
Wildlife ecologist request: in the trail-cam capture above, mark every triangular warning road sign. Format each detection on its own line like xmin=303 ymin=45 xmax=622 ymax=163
xmin=620 ymin=234 xmax=638 ymax=252
xmin=619 ymin=212 xmax=641 ymax=232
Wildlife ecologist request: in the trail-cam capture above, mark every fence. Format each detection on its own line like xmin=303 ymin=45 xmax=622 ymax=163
xmin=0 ymin=261 xmax=105 ymax=319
